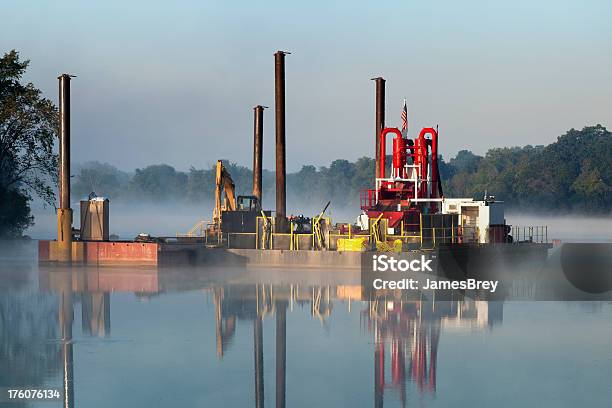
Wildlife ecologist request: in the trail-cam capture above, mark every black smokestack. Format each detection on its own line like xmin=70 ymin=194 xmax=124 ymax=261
xmin=275 ymin=51 xmax=289 ymax=225
xmin=253 ymin=105 xmax=265 ymax=203
xmin=58 ymin=74 xmax=72 ymax=209
xmin=372 ymin=77 xmax=385 ymax=179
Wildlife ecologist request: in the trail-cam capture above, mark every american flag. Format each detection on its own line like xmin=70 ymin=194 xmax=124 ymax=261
xmin=401 ymin=99 xmax=408 ymax=131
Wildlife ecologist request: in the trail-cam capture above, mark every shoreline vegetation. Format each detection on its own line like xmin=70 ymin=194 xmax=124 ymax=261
xmin=72 ymin=125 xmax=611 ymax=214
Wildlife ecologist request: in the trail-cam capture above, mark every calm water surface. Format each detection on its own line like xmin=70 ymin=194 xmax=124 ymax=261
xmin=2 ymin=243 xmax=612 ymax=408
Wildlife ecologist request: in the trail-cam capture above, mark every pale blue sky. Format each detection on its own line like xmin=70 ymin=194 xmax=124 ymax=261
xmin=2 ymin=0 xmax=611 ymax=171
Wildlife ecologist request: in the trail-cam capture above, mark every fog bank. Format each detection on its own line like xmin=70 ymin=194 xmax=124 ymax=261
xmin=27 ymin=203 xmax=612 ymax=243
xmin=506 ymin=213 xmax=612 ymax=243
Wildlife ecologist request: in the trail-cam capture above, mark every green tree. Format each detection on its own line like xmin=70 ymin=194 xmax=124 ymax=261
xmin=287 ymin=165 xmax=321 ymax=208
xmin=449 ymin=150 xmax=481 ymax=173
xmin=442 ymin=126 xmax=611 ymax=212
xmin=72 ymin=161 xmax=130 ymax=200
xmin=351 ymin=156 xmax=376 ymax=203
xmin=129 ymin=164 xmax=187 ymax=201
xmin=0 ymin=187 xmax=33 ymax=236
xmin=0 ymin=50 xmax=58 ymax=237
xmin=185 ymin=166 xmax=214 ymax=203
xmin=572 ymin=160 xmax=611 ymax=210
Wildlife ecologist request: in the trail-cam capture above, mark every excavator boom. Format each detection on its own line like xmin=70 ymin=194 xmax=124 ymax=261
xmin=213 ymin=160 xmax=237 ymax=225
xmin=211 ymin=160 xmax=268 ymax=237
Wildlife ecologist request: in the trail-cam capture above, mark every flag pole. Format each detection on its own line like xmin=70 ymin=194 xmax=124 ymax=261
xmin=401 ymin=98 xmax=408 ymax=138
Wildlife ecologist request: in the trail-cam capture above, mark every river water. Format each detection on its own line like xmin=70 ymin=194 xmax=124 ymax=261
xmin=1 ymin=242 xmax=612 ymax=407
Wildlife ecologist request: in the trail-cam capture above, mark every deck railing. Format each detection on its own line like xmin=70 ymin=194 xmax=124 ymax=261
xmin=181 ymin=217 xmax=549 ymax=251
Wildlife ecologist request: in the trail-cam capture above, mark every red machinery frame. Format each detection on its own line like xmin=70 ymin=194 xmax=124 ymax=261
xmin=361 ymin=124 xmax=444 ymax=230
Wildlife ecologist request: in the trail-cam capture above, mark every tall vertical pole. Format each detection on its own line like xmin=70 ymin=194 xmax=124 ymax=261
xmin=253 ymin=105 xmax=265 ymax=204
xmin=372 ymin=77 xmax=385 ymax=179
xmin=275 ymin=302 xmax=287 ymax=408
xmin=57 ymin=74 xmax=73 ymax=262
xmin=59 ymin=75 xmax=71 ymax=209
xmin=275 ymin=51 xmax=289 ymax=230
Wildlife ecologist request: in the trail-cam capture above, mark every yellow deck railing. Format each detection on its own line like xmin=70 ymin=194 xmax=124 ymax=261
xmin=186 ymin=215 xmax=549 ymax=251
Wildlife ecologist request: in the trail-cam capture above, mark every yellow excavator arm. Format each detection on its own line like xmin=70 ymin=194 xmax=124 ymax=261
xmin=213 ymin=160 xmax=237 ymax=225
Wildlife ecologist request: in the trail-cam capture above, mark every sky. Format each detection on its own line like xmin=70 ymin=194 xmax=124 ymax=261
xmin=2 ymin=0 xmax=611 ymax=172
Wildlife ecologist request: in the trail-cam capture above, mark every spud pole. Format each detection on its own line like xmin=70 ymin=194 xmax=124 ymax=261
xmin=57 ymin=74 xmax=73 ymax=263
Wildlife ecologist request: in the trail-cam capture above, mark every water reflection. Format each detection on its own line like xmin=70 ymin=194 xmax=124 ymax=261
xmin=57 ymin=272 xmax=74 ymax=408
xmin=211 ymin=285 xmax=289 ymax=408
xmin=206 ymin=276 xmax=502 ymax=408
xmin=0 ymin=264 xmax=608 ymax=407
xmin=0 ymin=265 xmax=61 ymax=398
xmin=365 ymin=297 xmax=503 ymax=407
xmin=81 ymin=293 xmax=110 ymax=337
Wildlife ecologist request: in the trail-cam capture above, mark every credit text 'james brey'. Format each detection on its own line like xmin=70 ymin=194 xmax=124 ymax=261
xmin=371 ymin=255 xmax=499 ymax=293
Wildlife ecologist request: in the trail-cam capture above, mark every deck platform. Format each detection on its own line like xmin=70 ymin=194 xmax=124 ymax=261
xmin=38 ymin=239 xmax=552 ymax=269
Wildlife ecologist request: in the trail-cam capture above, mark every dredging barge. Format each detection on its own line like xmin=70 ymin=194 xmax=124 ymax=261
xmin=39 ymin=54 xmax=551 ymax=268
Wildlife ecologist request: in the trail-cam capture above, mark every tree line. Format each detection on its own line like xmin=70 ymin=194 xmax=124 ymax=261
xmin=72 ymin=124 xmax=612 ymax=213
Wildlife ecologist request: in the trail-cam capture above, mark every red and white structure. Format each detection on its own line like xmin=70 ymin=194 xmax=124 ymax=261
xmin=361 ymin=93 xmax=508 ymax=243
xmin=361 ymin=121 xmax=445 ymax=230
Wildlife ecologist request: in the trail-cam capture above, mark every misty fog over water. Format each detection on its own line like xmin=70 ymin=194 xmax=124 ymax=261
xmin=27 ymin=203 xmax=213 ymax=240
xmin=26 ymin=202 xmax=612 ymax=243
xmin=505 ymin=214 xmax=612 ymax=243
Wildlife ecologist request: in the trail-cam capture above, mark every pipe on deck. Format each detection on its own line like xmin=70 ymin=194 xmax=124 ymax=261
xmin=414 ymin=129 xmax=429 ymax=199
xmin=417 ymin=127 xmax=441 ymax=207
xmin=428 ymin=127 xmax=443 ymax=199
xmin=379 ymin=127 xmax=403 ymax=179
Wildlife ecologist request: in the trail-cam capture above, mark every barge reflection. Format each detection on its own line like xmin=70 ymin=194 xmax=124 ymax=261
xmin=205 ymin=279 xmax=503 ymax=408
xmin=38 ymin=267 xmax=504 ymax=408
